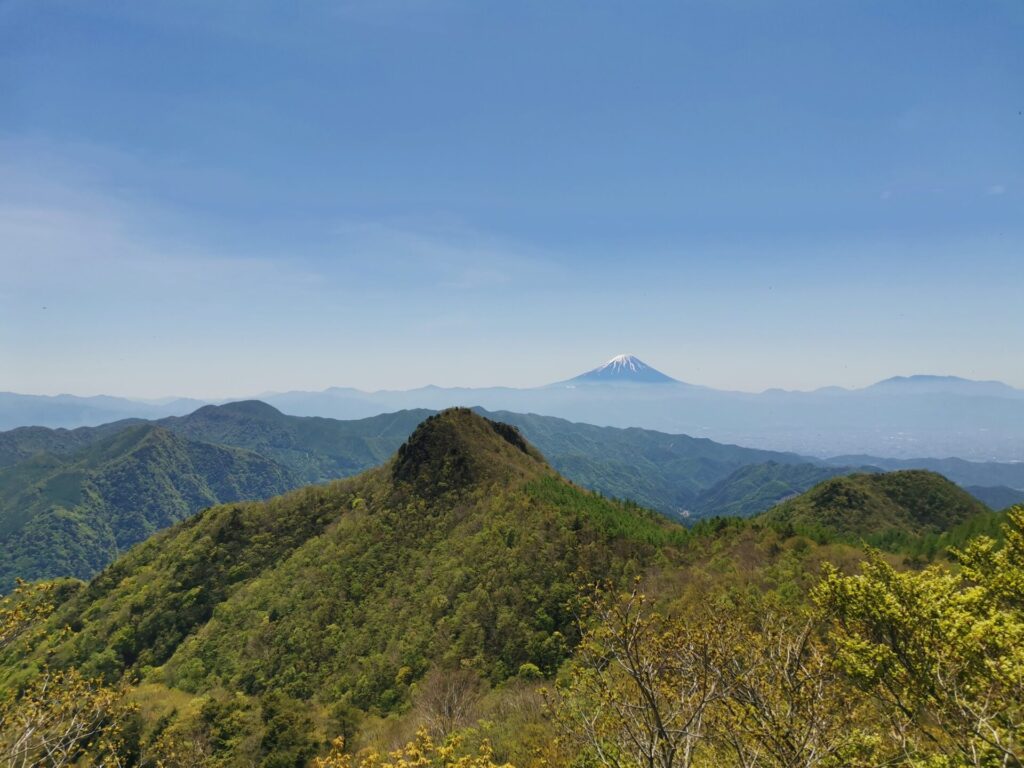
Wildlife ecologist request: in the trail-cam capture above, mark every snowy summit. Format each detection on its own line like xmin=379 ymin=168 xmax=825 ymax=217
xmin=568 ymin=354 xmax=679 ymax=384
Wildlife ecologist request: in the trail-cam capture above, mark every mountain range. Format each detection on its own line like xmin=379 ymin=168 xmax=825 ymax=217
xmin=2 ymin=408 xmax=1011 ymax=766
xmin=3 ymin=400 xmax=1023 ymax=591
xmin=3 ymin=410 xmax=690 ymax=762
xmin=4 ymin=355 xmax=1023 ymax=459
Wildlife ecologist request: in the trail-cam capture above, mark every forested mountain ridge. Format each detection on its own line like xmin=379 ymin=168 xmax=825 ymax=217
xmin=0 ymin=406 xmax=439 ymax=590
xmin=159 ymin=401 xmax=434 ymax=483
xmin=0 ymin=409 xmax=1018 ymax=767
xmin=1 ymin=402 xmax=1016 ymax=592
xmin=689 ymin=461 xmax=867 ymax=518
xmin=0 ymin=418 xmax=142 ymax=469
xmin=163 ymin=403 xmax=872 ymax=519
xmin=3 ymin=409 xmax=689 ymax=763
xmin=0 ymin=423 xmax=294 ymax=591
xmin=0 ymin=404 xmax=820 ymax=591
xmin=759 ymin=469 xmax=991 ymax=543
xmin=965 ymin=483 xmax=1024 ymax=510
xmin=825 ymin=452 xmax=1024 ymax=489
xmin=479 ymin=409 xmax=817 ymax=514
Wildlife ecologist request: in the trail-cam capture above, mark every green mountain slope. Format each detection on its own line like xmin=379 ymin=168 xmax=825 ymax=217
xmin=159 ymin=401 xmax=434 ymax=484
xmin=3 ymin=411 xmax=1007 ymax=766
xmin=2 ymin=402 xmax=814 ymax=525
xmin=690 ymin=461 xmax=871 ymax=518
xmin=161 ymin=403 xmax=816 ymax=517
xmin=759 ymin=469 xmax=991 ymax=543
xmin=0 ymin=420 xmax=140 ymax=470
xmin=476 ymin=409 xmax=811 ymax=516
xmin=3 ymin=402 xmax=1014 ymax=595
xmin=0 ymin=424 xmax=294 ymax=591
xmin=163 ymin=404 xmax=1024 ymax=521
xmin=8 ymin=403 xmax=1017 ymax=531
xmin=25 ymin=410 xmax=683 ymax=721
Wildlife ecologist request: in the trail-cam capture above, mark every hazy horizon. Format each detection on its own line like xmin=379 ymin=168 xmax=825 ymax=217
xmin=4 ymin=354 xmax=1023 ymax=403
xmin=4 ymin=1 xmax=1022 ymax=398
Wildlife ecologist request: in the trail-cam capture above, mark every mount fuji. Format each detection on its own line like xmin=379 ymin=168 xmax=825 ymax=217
xmin=564 ymin=354 xmax=681 ymax=385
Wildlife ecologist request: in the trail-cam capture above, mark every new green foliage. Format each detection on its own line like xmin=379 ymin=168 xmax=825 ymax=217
xmin=759 ymin=469 xmax=990 ymax=546
xmin=9 ymin=410 xmax=684 ymax=726
xmin=162 ymin=402 xmax=434 ymax=484
xmin=0 ymin=404 xmax=818 ymax=593
xmin=815 ymin=508 xmax=1024 ymax=765
xmin=0 ymin=425 xmax=294 ymax=590
xmin=1 ymin=409 xmax=1015 ymax=767
xmin=689 ymin=461 xmax=865 ymax=519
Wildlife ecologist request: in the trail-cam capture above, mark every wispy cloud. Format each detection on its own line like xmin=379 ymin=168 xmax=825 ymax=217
xmin=0 ymin=139 xmax=568 ymax=346
xmin=324 ymin=218 xmax=562 ymax=292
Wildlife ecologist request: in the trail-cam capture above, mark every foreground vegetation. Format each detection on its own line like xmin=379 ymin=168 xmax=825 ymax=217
xmin=554 ymin=509 xmax=1023 ymax=767
xmin=2 ymin=508 xmax=1021 ymax=766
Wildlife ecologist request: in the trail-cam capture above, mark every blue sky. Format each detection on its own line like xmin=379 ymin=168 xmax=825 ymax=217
xmin=2 ymin=0 xmax=1022 ymax=397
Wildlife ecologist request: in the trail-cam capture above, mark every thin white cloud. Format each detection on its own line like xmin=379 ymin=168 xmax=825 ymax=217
xmin=323 ymin=218 xmax=567 ymax=292
xmin=0 ymin=139 xmax=571 ymax=382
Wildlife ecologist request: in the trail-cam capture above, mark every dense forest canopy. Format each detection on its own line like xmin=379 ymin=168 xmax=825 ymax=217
xmin=0 ymin=410 xmax=1019 ymax=767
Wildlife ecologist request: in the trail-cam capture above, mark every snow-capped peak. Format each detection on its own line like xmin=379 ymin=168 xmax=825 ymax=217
xmin=601 ymin=354 xmax=647 ymax=373
xmin=566 ymin=354 xmax=679 ymax=384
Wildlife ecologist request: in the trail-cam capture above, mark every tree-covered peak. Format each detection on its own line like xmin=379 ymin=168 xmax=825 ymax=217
xmin=759 ymin=469 xmax=990 ymax=542
xmin=392 ymin=408 xmax=551 ymax=496
xmin=187 ymin=399 xmax=287 ymax=422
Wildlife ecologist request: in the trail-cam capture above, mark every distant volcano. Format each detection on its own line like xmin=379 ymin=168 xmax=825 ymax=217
xmin=567 ymin=354 xmax=680 ymax=384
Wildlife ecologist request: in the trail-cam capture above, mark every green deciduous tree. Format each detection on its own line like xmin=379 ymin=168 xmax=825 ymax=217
xmin=714 ymin=613 xmax=877 ymax=768
xmin=0 ymin=667 xmax=135 ymax=768
xmin=0 ymin=580 xmax=56 ymax=656
xmin=551 ymin=587 xmax=727 ymax=768
xmin=314 ymin=729 xmax=513 ymax=768
xmin=814 ymin=507 xmax=1024 ymax=767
